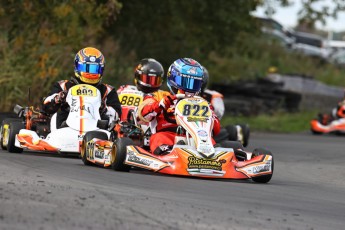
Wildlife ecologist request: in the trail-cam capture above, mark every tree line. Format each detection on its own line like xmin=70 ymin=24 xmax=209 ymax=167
xmin=0 ymin=0 xmax=343 ymax=111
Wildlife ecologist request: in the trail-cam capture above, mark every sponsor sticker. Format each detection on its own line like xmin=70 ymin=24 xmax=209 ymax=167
xmin=197 ymin=130 xmax=208 ymax=137
xmin=127 ymin=151 xmax=153 ymax=166
xmin=187 ymin=156 xmax=223 ymax=171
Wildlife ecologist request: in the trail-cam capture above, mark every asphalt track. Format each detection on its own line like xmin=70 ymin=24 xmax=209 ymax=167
xmin=0 ymin=132 xmax=344 ymax=230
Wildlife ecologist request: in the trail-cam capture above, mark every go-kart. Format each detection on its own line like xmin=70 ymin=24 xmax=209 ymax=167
xmin=1 ymin=84 xmax=110 ymax=154
xmin=310 ymin=113 xmax=345 ymax=134
xmin=80 ymin=86 xmax=144 ymax=167
xmin=0 ymin=105 xmax=50 ymax=152
xmin=109 ymin=94 xmax=273 ymax=183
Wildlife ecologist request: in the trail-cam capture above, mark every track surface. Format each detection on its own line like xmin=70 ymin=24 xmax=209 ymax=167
xmin=0 ymin=132 xmax=344 ymax=230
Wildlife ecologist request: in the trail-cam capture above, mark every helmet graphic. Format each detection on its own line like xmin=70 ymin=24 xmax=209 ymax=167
xmin=74 ymin=47 xmax=105 ymax=85
xmin=167 ymin=58 xmax=204 ymax=95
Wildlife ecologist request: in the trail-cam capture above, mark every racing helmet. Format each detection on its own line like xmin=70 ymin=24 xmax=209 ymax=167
xmin=167 ymin=58 xmax=204 ymax=95
xmin=134 ymin=58 xmax=164 ymax=93
xmin=73 ymin=47 xmax=105 ymax=85
xmin=201 ymin=66 xmax=209 ymax=94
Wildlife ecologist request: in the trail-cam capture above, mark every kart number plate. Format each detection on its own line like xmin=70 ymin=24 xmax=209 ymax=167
xmin=71 ymin=84 xmax=97 ymax=97
xmin=177 ymin=99 xmax=211 ymax=120
xmin=119 ymin=93 xmax=143 ymax=106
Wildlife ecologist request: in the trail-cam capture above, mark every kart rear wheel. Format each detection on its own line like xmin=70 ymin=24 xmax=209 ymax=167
xmin=7 ymin=121 xmax=24 ymax=153
xmin=81 ymin=131 xmax=108 ymax=166
xmin=1 ymin=118 xmax=21 ymax=150
xmin=213 ymin=128 xmax=229 ymax=143
xmin=219 ymin=141 xmax=246 ymax=160
xmin=225 ymin=125 xmax=238 ymax=141
xmin=219 ymin=140 xmax=244 ymax=150
xmin=240 ymin=124 xmax=250 ymax=147
xmin=111 ymin=137 xmax=133 ymax=172
xmin=251 ymin=148 xmax=273 ymax=183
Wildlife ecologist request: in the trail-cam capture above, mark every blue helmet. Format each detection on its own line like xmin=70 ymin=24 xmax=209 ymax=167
xmin=167 ymin=58 xmax=204 ymax=94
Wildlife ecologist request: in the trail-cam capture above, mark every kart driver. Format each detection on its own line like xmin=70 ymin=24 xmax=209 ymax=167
xmin=43 ymin=47 xmax=122 ymax=128
xmin=117 ymin=58 xmax=165 ymax=121
xmin=321 ymin=99 xmax=345 ymax=125
xmin=200 ymin=66 xmax=225 ymax=120
xmin=138 ymin=58 xmax=221 ymax=155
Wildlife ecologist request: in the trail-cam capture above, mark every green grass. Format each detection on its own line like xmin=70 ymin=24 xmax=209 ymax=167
xmin=221 ymin=110 xmax=318 ymax=133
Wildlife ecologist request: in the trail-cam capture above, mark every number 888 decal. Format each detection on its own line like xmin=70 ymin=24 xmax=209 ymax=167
xmin=119 ymin=94 xmax=143 ymax=106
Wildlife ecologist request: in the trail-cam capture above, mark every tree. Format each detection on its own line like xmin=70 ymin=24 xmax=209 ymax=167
xmin=261 ymin=0 xmax=345 ymax=29
xmin=111 ymin=0 xmax=259 ymax=70
xmin=0 ymin=0 xmax=121 ymax=110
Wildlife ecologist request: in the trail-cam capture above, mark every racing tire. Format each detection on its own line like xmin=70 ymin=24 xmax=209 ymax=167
xmin=213 ymin=128 xmax=229 ymax=143
xmin=111 ymin=137 xmax=133 ymax=172
xmin=225 ymin=125 xmax=238 ymax=141
xmin=81 ymin=131 xmax=108 ymax=166
xmin=240 ymin=124 xmax=250 ymax=147
xmin=219 ymin=141 xmax=246 ymax=160
xmin=1 ymin=118 xmax=21 ymax=150
xmin=251 ymin=148 xmax=274 ymax=183
xmin=310 ymin=129 xmax=322 ymax=135
xmin=7 ymin=121 xmax=24 ymax=153
xmin=219 ymin=140 xmax=244 ymax=150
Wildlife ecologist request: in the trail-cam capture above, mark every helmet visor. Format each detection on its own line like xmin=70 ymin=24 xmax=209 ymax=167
xmin=77 ymin=63 xmax=103 ymax=74
xmin=138 ymin=74 xmax=162 ymax=88
xmin=174 ymin=75 xmax=202 ymax=92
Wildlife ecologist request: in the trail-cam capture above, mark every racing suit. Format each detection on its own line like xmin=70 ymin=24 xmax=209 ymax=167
xmin=43 ymin=80 xmax=122 ymax=128
xmin=201 ymin=89 xmax=225 ymax=120
xmin=139 ymin=91 xmax=221 ymax=154
xmin=335 ymin=101 xmax=345 ymax=118
xmin=116 ymin=85 xmax=145 ymax=122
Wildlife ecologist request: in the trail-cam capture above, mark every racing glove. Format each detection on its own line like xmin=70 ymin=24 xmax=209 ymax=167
xmin=54 ymin=91 xmax=67 ymax=104
xmin=104 ymin=106 xmax=119 ymax=125
xmin=159 ymin=95 xmax=177 ymax=110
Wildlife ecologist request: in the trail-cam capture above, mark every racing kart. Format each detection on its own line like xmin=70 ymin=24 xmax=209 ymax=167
xmin=310 ymin=113 xmax=345 ymax=135
xmin=107 ymin=94 xmax=273 ymax=183
xmin=80 ymin=86 xmax=144 ymax=167
xmin=1 ymin=84 xmax=111 ymax=154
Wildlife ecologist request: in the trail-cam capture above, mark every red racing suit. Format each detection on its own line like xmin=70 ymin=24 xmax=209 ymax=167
xmin=138 ymin=91 xmax=221 ymax=153
xmin=116 ymin=85 xmax=145 ymax=122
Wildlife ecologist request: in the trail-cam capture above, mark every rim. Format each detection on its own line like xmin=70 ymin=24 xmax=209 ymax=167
xmin=81 ymin=140 xmax=86 ymax=158
xmin=2 ymin=125 xmax=10 ymax=147
xmin=111 ymin=144 xmax=117 ymax=164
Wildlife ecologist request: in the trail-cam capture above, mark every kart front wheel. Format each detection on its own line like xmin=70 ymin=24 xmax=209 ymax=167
xmin=225 ymin=125 xmax=238 ymax=141
xmin=111 ymin=137 xmax=133 ymax=172
xmin=251 ymin=148 xmax=274 ymax=183
xmin=7 ymin=121 xmax=24 ymax=153
xmin=311 ymin=129 xmax=322 ymax=135
xmin=81 ymin=131 xmax=108 ymax=166
xmin=1 ymin=118 xmax=21 ymax=150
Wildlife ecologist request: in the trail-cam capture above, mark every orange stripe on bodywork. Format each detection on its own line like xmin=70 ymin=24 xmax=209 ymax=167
xmin=79 ymin=96 xmax=84 ymax=152
xmin=79 ymin=96 xmax=84 ymax=132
